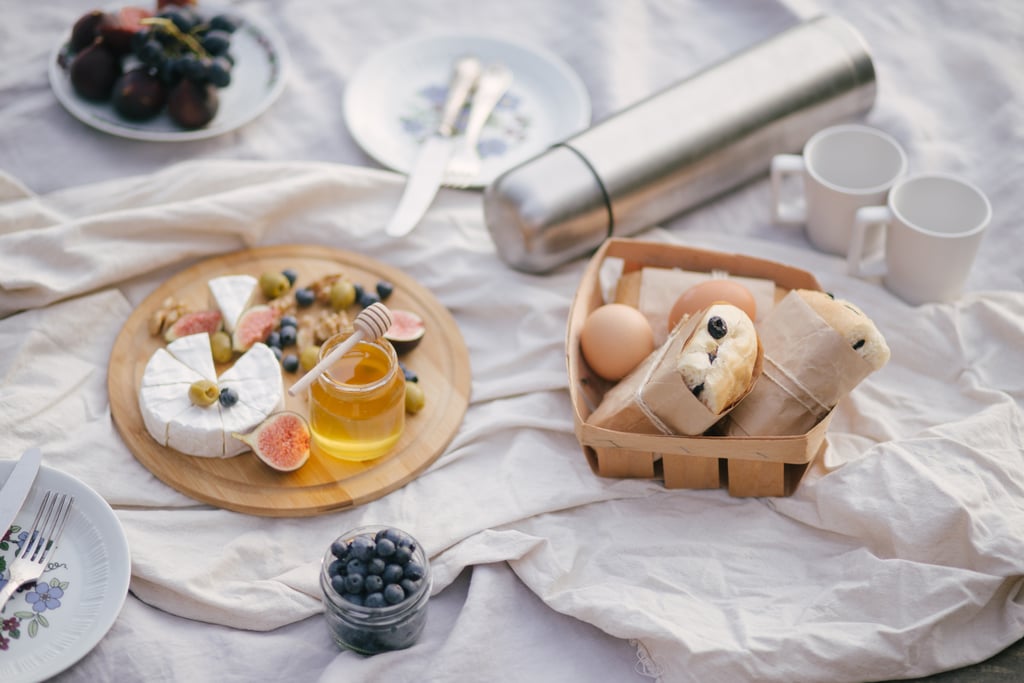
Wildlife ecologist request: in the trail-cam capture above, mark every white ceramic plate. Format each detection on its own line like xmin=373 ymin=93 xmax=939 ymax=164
xmin=48 ymin=6 xmax=288 ymax=142
xmin=0 ymin=462 xmax=131 ymax=682
xmin=344 ymin=33 xmax=591 ymax=188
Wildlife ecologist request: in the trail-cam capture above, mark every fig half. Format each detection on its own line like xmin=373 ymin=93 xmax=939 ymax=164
xmin=233 ymin=411 xmax=311 ymax=472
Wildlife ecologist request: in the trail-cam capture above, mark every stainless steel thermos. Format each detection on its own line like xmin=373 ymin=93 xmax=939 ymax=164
xmin=483 ymin=15 xmax=877 ymax=272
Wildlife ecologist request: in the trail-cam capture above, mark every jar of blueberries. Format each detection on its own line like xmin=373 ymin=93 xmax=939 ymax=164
xmin=320 ymin=525 xmax=431 ymax=654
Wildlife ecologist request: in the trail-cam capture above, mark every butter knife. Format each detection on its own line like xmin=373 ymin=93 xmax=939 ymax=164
xmin=0 ymin=447 xmax=42 ymax=537
xmin=385 ymin=55 xmax=482 ymax=237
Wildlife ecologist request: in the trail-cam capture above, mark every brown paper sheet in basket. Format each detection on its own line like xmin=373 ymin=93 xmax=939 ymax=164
xmin=586 ymin=309 xmax=761 ymax=436
xmin=720 ymin=291 xmax=875 ymax=437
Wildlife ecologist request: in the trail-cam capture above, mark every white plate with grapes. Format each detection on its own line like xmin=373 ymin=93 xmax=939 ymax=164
xmin=48 ymin=4 xmax=289 ymax=142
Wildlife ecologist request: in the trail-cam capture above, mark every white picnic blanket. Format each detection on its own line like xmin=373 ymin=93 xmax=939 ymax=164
xmin=1 ymin=0 xmax=1023 ymax=681
xmin=2 ymin=155 xmax=1023 ymax=682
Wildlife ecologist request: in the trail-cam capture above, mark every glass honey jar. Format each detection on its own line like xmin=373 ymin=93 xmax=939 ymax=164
xmin=308 ymin=331 xmax=405 ymax=461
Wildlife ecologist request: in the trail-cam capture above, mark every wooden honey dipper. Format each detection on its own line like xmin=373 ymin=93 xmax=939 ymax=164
xmin=287 ymin=302 xmax=393 ymax=397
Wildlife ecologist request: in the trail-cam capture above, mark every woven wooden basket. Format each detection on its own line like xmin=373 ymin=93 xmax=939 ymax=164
xmin=567 ymin=238 xmax=830 ymax=497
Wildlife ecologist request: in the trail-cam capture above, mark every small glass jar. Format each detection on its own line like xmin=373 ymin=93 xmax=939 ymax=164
xmin=320 ymin=525 xmax=431 ymax=654
xmin=308 ymin=332 xmax=405 ymax=462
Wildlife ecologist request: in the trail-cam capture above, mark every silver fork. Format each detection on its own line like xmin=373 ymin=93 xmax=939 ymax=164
xmin=444 ymin=63 xmax=514 ymax=188
xmin=0 ymin=491 xmax=74 ymax=613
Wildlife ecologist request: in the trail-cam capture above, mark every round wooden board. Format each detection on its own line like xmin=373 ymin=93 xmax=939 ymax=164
xmin=108 ymin=245 xmax=471 ymax=517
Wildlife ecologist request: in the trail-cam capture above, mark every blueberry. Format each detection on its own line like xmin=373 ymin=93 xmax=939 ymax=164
xmin=364 ymin=592 xmax=386 ymax=608
xmin=400 ymin=578 xmax=420 ymax=596
xmin=281 ymin=354 xmax=299 ymax=373
xmin=357 ymin=291 xmax=380 ymax=309
xmin=345 ymin=558 xmax=366 ymax=576
xmin=280 ymin=315 xmax=298 ymax=329
xmin=383 ymin=584 xmax=405 ymax=605
xmin=707 ymin=316 xmax=727 ymax=340
xmin=350 ymin=535 xmax=375 ymax=561
xmin=344 ymin=573 xmax=364 ymax=594
xmin=363 ymin=574 xmax=384 ymax=594
xmin=691 ymin=382 xmax=705 ymax=397
xmin=375 ymin=281 xmax=394 ymax=300
xmin=393 ymin=545 xmax=413 ymax=565
xmin=399 ymin=362 xmax=418 ymax=383
xmin=382 ymin=528 xmax=406 ymax=544
xmin=265 ymin=331 xmax=281 ymax=348
xmin=403 ymin=561 xmax=425 ymax=582
xmin=218 ymin=386 xmax=238 ymax=407
xmin=382 ymin=564 xmax=404 ymax=584
xmin=295 ymin=287 xmax=316 ymax=307
xmin=375 ymin=538 xmax=396 ymax=558
xmin=367 ymin=557 xmax=386 ymax=575
xmin=327 ymin=558 xmax=344 ymax=577
xmin=330 ymin=539 xmax=350 ymax=559
xmin=330 ymin=574 xmax=347 ymax=595
xmin=271 ymin=346 xmax=283 ymax=362
xmin=342 ymin=592 xmax=365 ymax=606
xmin=353 ymin=283 xmax=365 ymax=300
xmin=279 ymin=325 xmax=297 ymax=347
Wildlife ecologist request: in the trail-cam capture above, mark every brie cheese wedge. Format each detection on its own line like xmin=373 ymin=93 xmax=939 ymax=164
xmin=138 ymin=333 xmax=284 ymax=458
xmin=209 ymin=274 xmax=258 ymax=333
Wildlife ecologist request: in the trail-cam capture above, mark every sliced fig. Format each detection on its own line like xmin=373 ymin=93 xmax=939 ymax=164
xmin=384 ymin=309 xmax=425 ymax=355
xmin=164 ymin=310 xmax=223 ymax=342
xmin=98 ymin=6 xmax=152 ymax=56
xmin=232 ymin=305 xmax=280 ymax=352
xmin=233 ymin=411 xmax=311 ymax=472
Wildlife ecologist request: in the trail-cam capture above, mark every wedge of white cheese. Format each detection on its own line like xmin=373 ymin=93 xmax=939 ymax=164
xmin=138 ymin=333 xmax=283 ymax=458
xmin=208 ymin=274 xmax=258 ymax=333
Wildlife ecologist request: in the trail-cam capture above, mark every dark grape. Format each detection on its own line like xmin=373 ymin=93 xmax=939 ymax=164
xmin=201 ymin=29 xmax=232 ymax=56
xmin=209 ymin=14 xmax=240 ymax=33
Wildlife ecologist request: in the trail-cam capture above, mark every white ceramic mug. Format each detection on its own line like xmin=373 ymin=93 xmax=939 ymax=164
xmin=847 ymin=174 xmax=992 ymax=305
xmin=771 ymin=124 xmax=908 ymax=255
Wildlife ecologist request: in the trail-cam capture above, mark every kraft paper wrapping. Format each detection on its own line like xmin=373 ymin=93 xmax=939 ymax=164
xmin=586 ymin=308 xmax=762 ymax=436
xmin=721 ymin=291 xmax=875 ymax=437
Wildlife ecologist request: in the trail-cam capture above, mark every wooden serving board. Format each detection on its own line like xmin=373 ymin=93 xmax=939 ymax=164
xmin=108 ymin=245 xmax=471 ymax=517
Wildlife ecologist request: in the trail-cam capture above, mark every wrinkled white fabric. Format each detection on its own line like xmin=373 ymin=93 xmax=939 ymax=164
xmin=2 ymin=0 xmax=1023 ymax=682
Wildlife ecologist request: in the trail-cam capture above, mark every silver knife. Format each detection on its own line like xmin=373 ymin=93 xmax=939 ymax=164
xmin=0 ymin=447 xmax=43 ymax=537
xmin=385 ymin=55 xmax=482 ymax=237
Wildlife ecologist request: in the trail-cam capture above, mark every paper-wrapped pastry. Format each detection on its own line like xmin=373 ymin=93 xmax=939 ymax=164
xmin=587 ymin=304 xmax=762 ymax=436
xmin=719 ymin=289 xmax=889 ymax=437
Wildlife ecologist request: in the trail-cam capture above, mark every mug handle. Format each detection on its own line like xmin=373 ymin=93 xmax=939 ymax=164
xmin=770 ymin=154 xmax=806 ymax=225
xmin=847 ymin=205 xmax=890 ymax=278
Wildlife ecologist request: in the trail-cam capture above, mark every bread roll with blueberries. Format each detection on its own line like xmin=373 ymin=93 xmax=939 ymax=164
xmin=676 ymin=304 xmax=759 ymax=415
xmin=794 ymin=289 xmax=890 ymax=370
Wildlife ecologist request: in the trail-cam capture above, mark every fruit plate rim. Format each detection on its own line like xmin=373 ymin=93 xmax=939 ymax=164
xmin=47 ymin=3 xmax=290 ymax=142
xmin=107 ymin=244 xmax=472 ymax=517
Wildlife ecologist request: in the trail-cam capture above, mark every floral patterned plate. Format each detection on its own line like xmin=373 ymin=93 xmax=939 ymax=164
xmin=0 ymin=462 xmax=130 ymax=683
xmin=344 ymin=33 xmax=591 ymax=188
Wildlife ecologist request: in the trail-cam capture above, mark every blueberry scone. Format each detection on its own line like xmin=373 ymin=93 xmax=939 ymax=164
xmin=676 ymin=304 xmax=759 ymax=415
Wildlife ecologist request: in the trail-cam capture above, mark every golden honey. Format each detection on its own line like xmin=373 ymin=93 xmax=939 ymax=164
xmin=309 ymin=333 xmax=405 ymax=461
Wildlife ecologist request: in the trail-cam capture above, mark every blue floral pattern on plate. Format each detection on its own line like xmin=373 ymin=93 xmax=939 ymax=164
xmin=0 ymin=526 xmax=70 ymax=652
xmin=399 ymin=83 xmax=531 ymax=161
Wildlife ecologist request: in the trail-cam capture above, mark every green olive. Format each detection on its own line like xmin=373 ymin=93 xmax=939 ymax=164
xmin=210 ymin=331 xmax=234 ymax=363
xmin=189 ymin=379 xmax=220 ymax=407
xmin=259 ymin=271 xmax=291 ymax=299
xmin=299 ymin=345 xmax=320 ymax=372
xmin=404 ymin=382 xmax=425 ymax=414
xmin=329 ymin=280 xmax=357 ymax=310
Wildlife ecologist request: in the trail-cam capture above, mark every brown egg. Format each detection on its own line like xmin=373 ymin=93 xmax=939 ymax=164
xmin=668 ymin=279 xmax=757 ymax=331
xmin=580 ymin=303 xmax=654 ymax=381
